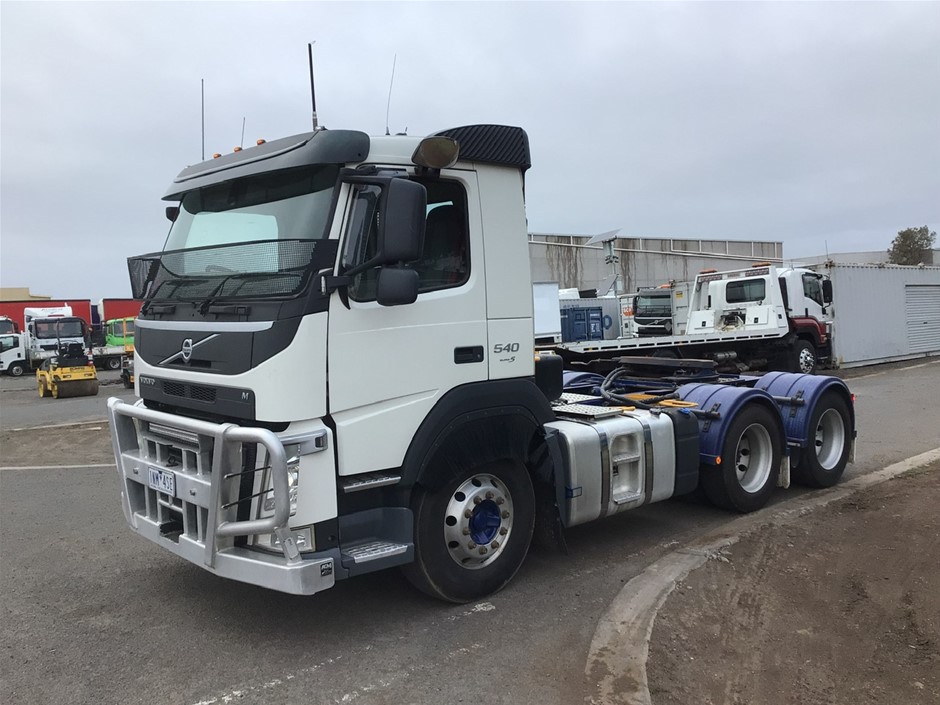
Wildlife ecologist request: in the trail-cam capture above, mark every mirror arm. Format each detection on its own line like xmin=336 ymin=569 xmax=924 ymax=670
xmin=319 ymin=273 xmax=352 ymax=309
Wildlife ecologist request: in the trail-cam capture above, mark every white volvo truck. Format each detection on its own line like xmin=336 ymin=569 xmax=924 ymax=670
xmin=108 ymin=125 xmax=856 ymax=602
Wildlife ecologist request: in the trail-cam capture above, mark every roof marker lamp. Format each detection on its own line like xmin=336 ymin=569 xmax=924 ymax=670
xmin=412 ymin=137 xmax=459 ymax=170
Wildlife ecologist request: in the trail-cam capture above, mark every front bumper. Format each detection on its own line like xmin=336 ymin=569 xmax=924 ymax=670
xmin=107 ymin=398 xmax=338 ymax=595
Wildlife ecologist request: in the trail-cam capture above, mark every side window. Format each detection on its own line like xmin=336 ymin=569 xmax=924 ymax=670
xmin=726 ymin=278 xmax=766 ymax=304
xmin=802 ymin=274 xmax=823 ymax=306
xmin=415 ymin=179 xmax=469 ymax=293
xmin=343 ymin=185 xmax=382 ymax=302
xmin=343 ymin=178 xmax=469 ymax=302
xmin=0 ymin=336 xmax=14 ymax=352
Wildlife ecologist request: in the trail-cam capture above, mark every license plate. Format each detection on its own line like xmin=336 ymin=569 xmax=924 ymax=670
xmin=148 ymin=467 xmax=176 ymax=497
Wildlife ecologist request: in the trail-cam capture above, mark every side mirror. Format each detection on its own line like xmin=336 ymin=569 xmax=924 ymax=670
xmin=376 ymin=267 xmax=419 ymax=306
xmin=378 ymin=179 xmax=426 ymax=264
xmin=822 ymin=279 xmax=833 ymax=304
xmin=166 ymin=206 xmax=179 ymax=223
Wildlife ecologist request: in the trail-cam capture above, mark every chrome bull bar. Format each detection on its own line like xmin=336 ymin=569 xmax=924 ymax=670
xmin=107 ymin=397 xmax=299 ymax=566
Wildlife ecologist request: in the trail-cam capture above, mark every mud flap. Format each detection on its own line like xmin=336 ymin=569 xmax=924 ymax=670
xmin=777 ymin=453 xmax=791 ymax=489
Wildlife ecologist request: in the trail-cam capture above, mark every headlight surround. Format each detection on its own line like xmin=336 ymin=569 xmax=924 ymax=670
xmin=251 ymin=445 xmax=315 ymax=554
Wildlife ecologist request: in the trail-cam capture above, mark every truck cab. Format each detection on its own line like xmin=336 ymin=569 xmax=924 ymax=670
xmin=24 ymin=314 xmax=88 ymax=364
xmin=0 ymin=333 xmax=27 ymax=376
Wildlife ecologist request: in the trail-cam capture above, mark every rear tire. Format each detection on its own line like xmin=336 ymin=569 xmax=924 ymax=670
xmin=791 ymin=391 xmax=851 ymax=488
xmin=402 ymin=459 xmax=535 ymax=603
xmin=701 ymin=404 xmax=782 ymax=513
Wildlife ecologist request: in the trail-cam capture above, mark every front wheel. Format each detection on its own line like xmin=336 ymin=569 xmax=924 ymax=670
xmin=791 ymin=339 xmax=818 ymax=374
xmin=701 ymin=404 xmax=783 ymax=513
xmin=402 ymin=460 xmax=535 ymax=603
xmin=106 ymin=357 xmax=121 ymax=370
xmin=8 ymin=362 xmax=26 ymax=377
xmin=792 ymin=391 xmax=851 ymax=488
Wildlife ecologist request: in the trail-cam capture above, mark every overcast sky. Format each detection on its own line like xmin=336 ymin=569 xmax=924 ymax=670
xmin=2 ymin=1 xmax=938 ymax=300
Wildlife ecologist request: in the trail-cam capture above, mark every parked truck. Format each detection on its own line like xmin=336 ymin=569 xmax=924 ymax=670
xmin=90 ymin=317 xmax=136 ymax=370
xmin=107 ymin=124 xmax=856 ymax=602
xmin=23 ymin=306 xmax=90 ymax=367
xmin=621 ymin=281 xmax=693 ymax=337
xmin=0 ymin=316 xmax=19 ymax=334
xmin=0 ymin=332 xmax=28 ymax=376
xmin=555 ymin=264 xmax=833 ymax=374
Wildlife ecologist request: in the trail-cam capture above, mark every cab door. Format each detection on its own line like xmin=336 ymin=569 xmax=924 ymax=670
xmin=326 ymin=171 xmax=488 ymax=476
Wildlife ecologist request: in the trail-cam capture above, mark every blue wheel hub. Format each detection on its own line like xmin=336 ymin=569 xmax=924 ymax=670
xmin=469 ymin=500 xmax=502 ymax=545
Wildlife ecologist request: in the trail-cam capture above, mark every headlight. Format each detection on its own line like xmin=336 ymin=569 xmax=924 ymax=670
xmin=251 ymin=445 xmax=315 ymax=554
xmin=262 ymin=455 xmax=299 ymax=517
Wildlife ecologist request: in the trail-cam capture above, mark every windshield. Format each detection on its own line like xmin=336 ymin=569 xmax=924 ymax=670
xmin=635 ymin=294 xmax=671 ymax=316
xmin=132 ymin=166 xmax=340 ymax=302
xmin=33 ymin=319 xmax=85 ymax=339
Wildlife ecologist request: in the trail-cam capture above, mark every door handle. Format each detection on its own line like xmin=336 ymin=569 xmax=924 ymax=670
xmin=454 ymin=346 xmax=484 ymax=364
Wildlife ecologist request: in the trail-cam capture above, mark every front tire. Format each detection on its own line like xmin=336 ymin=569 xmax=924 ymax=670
xmin=402 ymin=460 xmax=535 ymax=603
xmin=791 ymin=391 xmax=851 ymax=488
xmin=8 ymin=362 xmax=26 ymax=377
xmin=701 ymin=404 xmax=783 ymax=513
xmin=106 ymin=357 xmax=121 ymax=370
xmin=791 ymin=339 xmax=818 ymax=374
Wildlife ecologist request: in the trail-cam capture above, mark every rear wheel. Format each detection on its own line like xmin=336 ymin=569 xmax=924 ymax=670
xmin=792 ymin=391 xmax=851 ymax=488
xmin=701 ymin=404 xmax=782 ymax=513
xmin=402 ymin=459 xmax=535 ymax=603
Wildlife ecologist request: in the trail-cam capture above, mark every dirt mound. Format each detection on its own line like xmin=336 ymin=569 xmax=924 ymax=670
xmin=648 ymin=464 xmax=940 ymax=705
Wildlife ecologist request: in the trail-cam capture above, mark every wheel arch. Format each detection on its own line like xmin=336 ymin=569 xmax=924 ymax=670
xmin=754 ymin=372 xmax=855 ymax=454
xmin=677 ymin=383 xmax=786 ymax=466
xmin=400 ymin=379 xmax=555 ymax=494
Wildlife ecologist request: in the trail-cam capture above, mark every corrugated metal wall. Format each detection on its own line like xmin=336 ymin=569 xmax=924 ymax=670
xmin=528 ymin=235 xmax=784 ymax=294
xmin=818 ymin=264 xmax=940 ymax=366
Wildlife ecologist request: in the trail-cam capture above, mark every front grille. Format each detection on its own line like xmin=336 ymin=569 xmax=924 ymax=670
xmin=164 ymin=381 xmax=185 ymax=397
xmin=162 ymin=380 xmax=217 ymax=403
xmin=191 ymin=385 xmax=216 ymax=402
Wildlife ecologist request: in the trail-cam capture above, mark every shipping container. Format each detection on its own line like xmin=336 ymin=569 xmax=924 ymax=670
xmin=92 ymin=298 xmax=144 ymax=329
xmin=810 ymin=263 xmax=940 ymax=367
xmin=0 ymin=300 xmax=93 ymax=330
xmin=559 ymin=297 xmax=621 ymax=339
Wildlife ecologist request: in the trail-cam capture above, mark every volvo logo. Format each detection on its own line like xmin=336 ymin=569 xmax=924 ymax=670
xmin=158 ymin=333 xmax=219 ymax=366
xmin=181 ymin=338 xmax=193 ymax=362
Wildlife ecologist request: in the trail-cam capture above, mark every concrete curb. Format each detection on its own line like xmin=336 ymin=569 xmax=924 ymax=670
xmin=584 ymin=447 xmax=940 ymax=705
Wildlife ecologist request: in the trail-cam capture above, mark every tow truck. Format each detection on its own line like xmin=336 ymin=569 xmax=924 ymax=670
xmin=107 ymin=124 xmax=855 ymax=602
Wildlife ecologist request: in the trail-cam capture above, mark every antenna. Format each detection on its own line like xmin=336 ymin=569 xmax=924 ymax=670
xmin=201 ymin=79 xmax=205 ymax=161
xmin=308 ymin=42 xmax=319 ymax=130
xmin=385 ymin=54 xmax=397 ymax=136
xmin=240 ymin=117 xmax=246 ymax=149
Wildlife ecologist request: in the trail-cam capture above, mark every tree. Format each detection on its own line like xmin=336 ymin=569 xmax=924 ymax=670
xmin=888 ymin=226 xmax=936 ymax=265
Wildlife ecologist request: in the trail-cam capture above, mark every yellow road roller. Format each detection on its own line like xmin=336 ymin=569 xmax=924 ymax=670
xmin=37 ymin=343 xmax=99 ymax=398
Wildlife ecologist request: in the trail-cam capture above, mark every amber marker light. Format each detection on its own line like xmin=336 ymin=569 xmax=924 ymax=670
xmin=715 ymin=456 xmax=722 ymax=465
xmin=233 ymin=146 xmax=242 ymax=152
xmin=257 ymin=139 xmax=266 ymax=145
